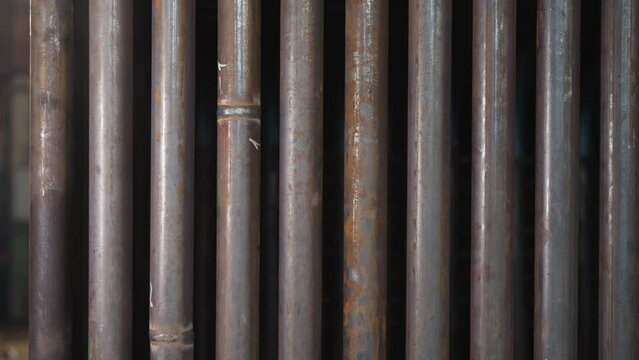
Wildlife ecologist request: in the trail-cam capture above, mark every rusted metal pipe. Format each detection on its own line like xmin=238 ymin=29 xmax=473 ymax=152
xmin=470 ymin=0 xmax=516 ymax=358
xmin=88 ymin=0 xmax=133 ymax=357
xmin=150 ymin=0 xmax=195 ymax=358
xmin=279 ymin=0 xmax=324 ymax=359
xmin=406 ymin=0 xmax=451 ymax=358
xmin=343 ymin=0 xmax=388 ymax=358
xmin=216 ymin=0 xmax=261 ymax=358
xmin=534 ymin=0 xmax=580 ymax=358
xmin=29 ymin=0 xmax=73 ymax=358
xmin=600 ymin=0 xmax=639 ymax=358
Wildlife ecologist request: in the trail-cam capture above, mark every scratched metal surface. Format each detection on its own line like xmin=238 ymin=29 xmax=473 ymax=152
xmin=29 ymin=0 xmax=73 ymax=358
xmin=599 ymin=0 xmax=639 ymax=358
xmin=278 ymin=0 xmax=324 ymax=359
xmin=216 ymin=0 xmax=261 ymax=359
xmin=343 ymin=0 xmax=388 ymax=359
xmin=470 ymin=0 xmax=516 ymax=358
xmin=149 ymin=0 xmax=196 ymax=358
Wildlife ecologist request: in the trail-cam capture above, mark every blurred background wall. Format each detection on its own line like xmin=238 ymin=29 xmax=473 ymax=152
xmin=0 ymin=0 xmax=29 ymax=358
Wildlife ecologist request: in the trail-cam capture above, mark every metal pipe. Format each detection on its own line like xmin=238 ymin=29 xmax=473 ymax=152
xmin=470 ymin=0 xmax=516 ymax=358
xmin=534 ymin=0 xmax=580 ymax=358
xmin=88 ymin=0 xmax=133 ymax=357
xmin=343 ymin=0 xmax=388 ymax=358
xmin=29 ymin=0 xmax=73 ymax=358
xmin=600 ymin=0 xmax=639 ymax=358
xmin=150 ymin=0 xmax=195 ymax=358
xmin=279 ymin=0 xmax=324 ymax=358
xmin=216 ymin=0 xmax=261 ymax=358
xmin=406 ymin=0 xmax=451 ymax=358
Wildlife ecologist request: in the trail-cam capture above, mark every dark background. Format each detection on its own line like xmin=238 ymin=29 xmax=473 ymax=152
xmin=0 ymin=0 xmax=602 ymax=359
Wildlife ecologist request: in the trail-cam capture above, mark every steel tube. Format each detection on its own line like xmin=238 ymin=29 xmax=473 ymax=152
xmin=470 ymin=0 xmax=516 ymax=359
xmin=150 ymin=0 xmax=196 ymax=358
xmin=343 ymin=0 xmax=388 ymax=358
xmin=534 ymin=1 xmax=580 ymax=358
xmin=88 ymin=0 xmax=133 ymax=357
xmin=406 ymin=0 xmax=451 ymax=358
xmin=29 ymin=0 xmax=73 ymax=358
xmin=279 ymin=0 xmax=324 ymax=358
xmin=600 ymin=0 xmax=639 ymax=358
xmin=216 ymin=0 xmax=261 ymax=358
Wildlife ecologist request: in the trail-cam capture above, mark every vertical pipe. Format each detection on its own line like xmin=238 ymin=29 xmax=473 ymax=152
xmin=88 ymin=0 xmax=133 ymax=357
xmin=343 ymin=0 xmax=388 ymax=358
xmin=470 ymin=0 xmax=516 ymax=359
xmin=150 ymin=0 xmax=195 ymax=358
xmin=279 ymin=0 xmax=324 ymax=359
xmin=534 ymin=0 xmax=580 ymax=358
xmin=406 ymin=0 xmax=451 ymax=358
xmin=600 ymin=0 xmax=639 ymax=358
xmin=29 ymin=0 xmax=73 ymax=358
xmin=216 ymin=0 xmax=261 ymax=358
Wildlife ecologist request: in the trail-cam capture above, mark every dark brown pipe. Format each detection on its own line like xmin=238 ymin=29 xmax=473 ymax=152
xmin=534 ymin=0 xmax=580 ymax=358
xmin=150 ymin=0 xmax=196 ymax=358
xmin=600 ymin=0 xmax=639 ymax=358
xmin=29 ymin=0 xmax=73 ymax=358
xmin=216 ymin=0 xmax=261 ymax=359
xmin=470 ymin=0 xmax=516 ymax=359
xmin=88 ymin=0 xmax=133 ymax=358
xmin=279 ymin=0 xmax=324 ymax=359
xmin=406 ymin=0 xmax=451 ymax=358
xmin=343 ymin=0 xmax=388 ymax=358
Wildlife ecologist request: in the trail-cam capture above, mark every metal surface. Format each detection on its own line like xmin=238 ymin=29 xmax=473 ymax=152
xmin=216 ymin=0 xmax=261 ymax=358
xmin=470 ymin=0 xmax=516 ymax=358
xmin=279 ymin=0 xmax=324 ymax=359
xmin=406 ymin=0 xmax=451 ymax=358
xmin=29 ymin=0 xmax=73 ymax=358
xmin=88 ymin=0 xmax=133 ymax=358
xmin=600 ymin=0 xmax=639 ymax=358
xmin=150 ymin=0 xmax=196 ymax=358
xmin=343 ymin=0 xmax=388 ymax=358
xmin=535 ymin=0 xmax=580 ymax=358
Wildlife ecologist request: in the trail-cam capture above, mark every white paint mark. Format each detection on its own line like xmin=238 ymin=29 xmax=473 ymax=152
xmin=217 ymin=60 xmax=227 ymax=93
xmin=349 ymin=269 xmax=359 ymax=282
xmin=249 ymin=138 xmax=261 ymax=150
xmin=149 ymin=282 xmax=154 ymax=308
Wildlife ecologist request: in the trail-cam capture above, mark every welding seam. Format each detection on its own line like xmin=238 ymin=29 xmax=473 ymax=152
xmin=217 ymin=105 xmax=261 ymax=118
xmin=149 ymin=330 xmax=195 ymax=344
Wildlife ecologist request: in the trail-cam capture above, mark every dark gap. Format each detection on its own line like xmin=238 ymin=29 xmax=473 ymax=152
xmin=260 ymin=0 xmax=280 ymax=359
xmin=514 ymin=0 xmax=536 ymax=359
xmin=131 ymin=0 xmax=152 ymax=358
xmin=71 ymin=0 xmax=89 ymax=358
xmin=322 ymin=0 xmax=345 ymax=358
xmin=578 ymin=1 xmax=601 ymax=358
xmin=194 ymin=0 xmax=217 ymax=359
xmin=387 ymin=0 xmax=408 ymax=358
xmin=450 ymin=1 xmax=473 ymax=358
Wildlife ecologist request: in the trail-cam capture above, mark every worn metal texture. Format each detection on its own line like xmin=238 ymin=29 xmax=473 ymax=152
xmin=343 ymin=0 xmax=388 ymax=358
xmin=216 ymin=0 xmax=261 ymax=359
xmin=150 ymin=0 xmax=196 ymax=358
xmin=29 ymin=0 xmax=73 ymax=358
xmin=534 ymin=0 xmax=580 ymax=358
xmin=88 ymin=0 xmax=134 ymax=358
xmin=406 ymin=0 xmax=451 ymax=359
xmin=600 ymin=0 xmax=639 ymax=358
xmin=470 ymin=0 xmax=516 ymax=359
xmin=279 ymin=0 xmax=324 ymax=359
